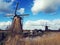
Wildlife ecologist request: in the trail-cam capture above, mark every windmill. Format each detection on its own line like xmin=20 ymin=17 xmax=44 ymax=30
xmin=44 ymin=22 xmax=49 ymax=31
xmin=40 ymin=22 xmax=50 ymax=31
xmin=31 ymin=22 xmax=50 ymax=31
xmin=6 ymin=2 xmax=29 ymax=34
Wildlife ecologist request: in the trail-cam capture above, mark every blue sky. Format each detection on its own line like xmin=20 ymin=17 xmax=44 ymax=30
xmin=0 ymin=0 xmax=60 ymax=30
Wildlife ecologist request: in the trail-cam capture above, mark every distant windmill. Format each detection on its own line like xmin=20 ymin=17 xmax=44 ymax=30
xmin=41 ymin=22 xmax=50 ymax=31
xmin=5 ymin=2 xmax=29 ymax=33
xmin=31 ymin=22 xmax=50 ymax=31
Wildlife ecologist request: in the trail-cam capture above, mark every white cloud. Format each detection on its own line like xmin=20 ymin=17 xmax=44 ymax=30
xmin=0 ymin=19 xmax=60 ymax=30
xmin=31 ymin=0 xmax=60 ymax=14
xmin=23 ymin=19 xmax=60 ymax=30
xmin=0 ymin=0 xmax=14 ymax=13
xmin=18 ymin=8 xmax=25 ymax=14
xmin=0 ymin=21 xmax=11 ymax=30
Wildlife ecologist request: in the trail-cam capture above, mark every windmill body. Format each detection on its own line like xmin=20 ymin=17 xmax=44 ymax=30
xmin=45 ymin=26 xmax=49 ymax=31
xmin=12 ymin=15 xmax=23 ymax=33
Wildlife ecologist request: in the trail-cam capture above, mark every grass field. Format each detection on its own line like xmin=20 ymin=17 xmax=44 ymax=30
xmin=4 ymin=32 xmax=60 ymax=45
xmin=23 ymin=32 xmax=60 ymax=45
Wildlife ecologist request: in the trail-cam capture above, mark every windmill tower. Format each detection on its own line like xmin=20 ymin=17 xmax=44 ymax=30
xmin=6 ymin=3 xmax=29 ymax=34
xmin=41 ymin=22 xmax=50 ymax=31
xmin=45 ymin=25 xmax=49 ymax=31
xmin=12 ymin=15 xmax=23 ymax=33
xmin=45 ymin=22 xmax=50 ymax=31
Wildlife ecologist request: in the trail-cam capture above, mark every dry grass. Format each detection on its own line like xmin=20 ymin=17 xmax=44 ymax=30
xmin=4 ymin=32 xmax=60 ymax=45
xmin=24 ymin=32 xmax=60 ymax=45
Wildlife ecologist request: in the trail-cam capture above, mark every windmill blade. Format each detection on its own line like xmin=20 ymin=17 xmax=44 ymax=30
xmin=15 ymin=2 xmax=19 ymax=15
xmin=41 ymin=24 xmax=50 ymax=27
xmin=18 ymin=14 xmax=29 ymax=16
xmin=5 ymin=14 xmax=14 ymax=17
